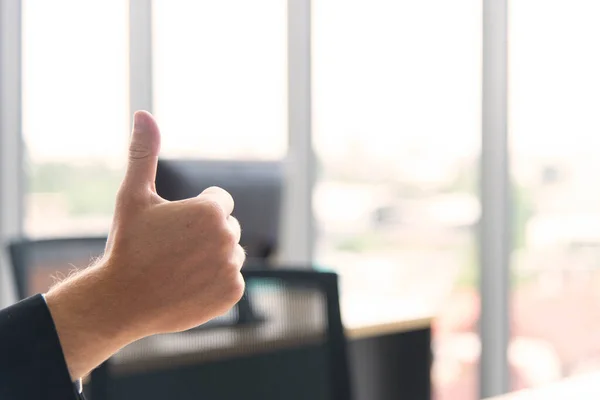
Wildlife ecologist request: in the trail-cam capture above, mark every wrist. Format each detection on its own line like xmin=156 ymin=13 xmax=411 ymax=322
xmin=45 ymin=260 xmax=137 ymax=379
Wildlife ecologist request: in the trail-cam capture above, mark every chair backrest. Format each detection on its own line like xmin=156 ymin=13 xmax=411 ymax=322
xmin=92 ymin=270 xmax=353 ymax=400
xmin=8 ymin=237 xmax=108 ymax=300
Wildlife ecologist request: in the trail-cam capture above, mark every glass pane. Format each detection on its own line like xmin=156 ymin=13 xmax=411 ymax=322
xmin=313 ymin=1 xmax=481 ymax=399
xmin=510 ymin=0 xmax=600 ymax=391
xmin=152 ymin=0 xmax=287 ymax=160
xmin=22 ymin=0 xmax=129 ymax=236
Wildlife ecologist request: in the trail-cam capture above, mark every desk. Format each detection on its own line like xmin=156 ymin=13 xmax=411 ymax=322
xmin=486 ymin=372 xmax=600 ymax=400
xmin=343 ymin=296 xmax=433 ymax=400
xmin=343 ymin=296 xmax=432 ymax=340
xmin=99 ymin=292 xmax=433 ymax=400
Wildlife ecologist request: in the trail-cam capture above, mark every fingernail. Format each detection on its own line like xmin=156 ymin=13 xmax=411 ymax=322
xmin=133 ymin=111 xmax=145 ymax=130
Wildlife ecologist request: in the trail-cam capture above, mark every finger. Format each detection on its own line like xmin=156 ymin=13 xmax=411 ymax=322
xmin=228 ymin=216 xmax=241 ymax=244
xmin=198 ymin=186 xmax=234 ymax=216
xmin=233 ymin=244 xmax=246 ymax=270
xmin=123 ymin=111 xmax=161 ymax=192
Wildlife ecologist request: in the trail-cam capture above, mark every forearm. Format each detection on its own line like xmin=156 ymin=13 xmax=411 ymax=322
xmin=44 ymin=261 xmax=137 ymax=380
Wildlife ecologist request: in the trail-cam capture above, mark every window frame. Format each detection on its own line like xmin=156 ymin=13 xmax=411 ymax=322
xmin=480 ymin=0 xmax=510 ymax=396
xmin=0 ymin=0 xmax=24 ymax=306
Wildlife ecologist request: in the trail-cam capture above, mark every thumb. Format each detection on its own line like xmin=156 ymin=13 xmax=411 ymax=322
xmin=124 ymin=110 xmax=161 ymax=191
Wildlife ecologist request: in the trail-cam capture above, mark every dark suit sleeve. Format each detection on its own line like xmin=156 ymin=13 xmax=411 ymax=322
xmin=0 ymin=294 xmax=81 ymax=400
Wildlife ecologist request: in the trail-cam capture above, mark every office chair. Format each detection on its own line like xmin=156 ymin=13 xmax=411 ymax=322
xmin=91 ymin=270 xmax=353 ymax=400
xmin=8 ymin=237 xmax=109 ymax=300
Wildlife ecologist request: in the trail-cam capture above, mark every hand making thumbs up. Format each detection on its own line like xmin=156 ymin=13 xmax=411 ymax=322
xmin=45 ymin=111 xmax=246 ymax=381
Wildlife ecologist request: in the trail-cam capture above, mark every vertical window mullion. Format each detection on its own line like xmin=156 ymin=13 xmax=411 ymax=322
xmin=129 ymin=0 xmax=153 ymax=122
xmin=0 ymin=0 xmax=23 ymax=307
xmin=281 ymin=0 xmax=314 ymax=266
xmin=480 ymin=0 xmax=510 ymax=396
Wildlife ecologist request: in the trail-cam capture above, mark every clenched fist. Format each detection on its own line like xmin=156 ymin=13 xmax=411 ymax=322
xmin=45 ymin=111 xmax=245 ymax=380
xmin=107 ymin=111 xmax=246 ymax=334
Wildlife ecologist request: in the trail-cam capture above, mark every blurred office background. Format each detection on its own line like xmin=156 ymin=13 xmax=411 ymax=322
xmin=2 ymin=0 xmax=600 ymax=399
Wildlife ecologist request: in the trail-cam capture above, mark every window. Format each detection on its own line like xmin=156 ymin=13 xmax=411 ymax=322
xmin=152 ymin=0 xmax=287 ymax=161
xmin=22 ymin=0 xmax=129 ymax=236
xmin=15 ymin=0 xmax=597 ymax=395
xmin=312 ymin=1 xmax=482 ymax=398
xmin=509 ymin=0 xmax=600 ymax=390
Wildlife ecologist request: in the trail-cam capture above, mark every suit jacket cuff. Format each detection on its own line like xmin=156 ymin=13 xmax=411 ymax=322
xmin=0 ymin=294 xmax=81 ymax=400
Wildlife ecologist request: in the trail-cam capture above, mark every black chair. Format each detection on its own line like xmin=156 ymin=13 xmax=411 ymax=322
xmin=91 ymin=270 xmax=353 ymax=400
xmin=8 ymin=237 xmax=109 ymax=300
